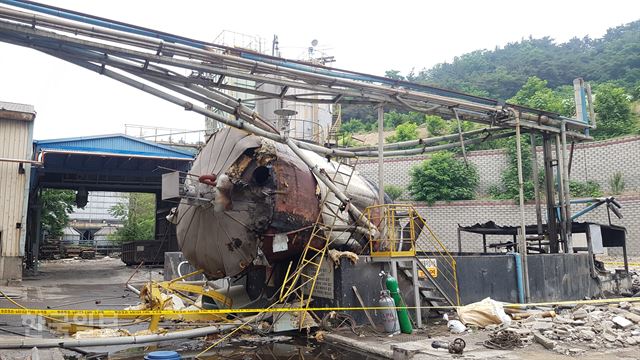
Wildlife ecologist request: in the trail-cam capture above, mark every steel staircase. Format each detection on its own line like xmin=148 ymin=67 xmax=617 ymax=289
xmin=411 ymin=213 xmax=460 ymax=309
xmin=326 ymin=104 xmax=342 ymax=146
xmin=279 ymin=158 xmax=358 ymax=329
xmin=366 ymin=205 xmax=460 ymax=327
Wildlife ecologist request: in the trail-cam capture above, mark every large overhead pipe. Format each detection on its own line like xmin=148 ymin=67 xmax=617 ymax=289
xmin=0 ymin=3 xmax=593 ymax=139
xmin=0 ymin=323 xmax=239 ymax=349
xmin=351 ymin=131 xmax=514 ymax=157
xmin=343 ymin=127 xmax=491 ymax=152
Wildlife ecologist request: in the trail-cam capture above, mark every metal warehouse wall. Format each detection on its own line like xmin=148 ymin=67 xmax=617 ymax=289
xmin=0 ymin=108 xmax=34 ymax=281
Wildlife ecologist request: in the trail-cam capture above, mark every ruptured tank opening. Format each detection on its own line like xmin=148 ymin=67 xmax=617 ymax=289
xmin=253 ymin=166 xmax=271 ymax=186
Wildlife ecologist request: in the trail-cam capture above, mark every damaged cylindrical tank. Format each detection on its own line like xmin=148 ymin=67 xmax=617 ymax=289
xmin=174 ymin=127 xmax=380 ymax=279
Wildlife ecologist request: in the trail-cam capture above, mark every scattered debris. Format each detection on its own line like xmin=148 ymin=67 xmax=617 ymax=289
xmin=482 ymin=300 xmax=640 ymax=355
xmin=484 ymin=327 xmax=532 ymax=349
xmin=431 ymin=338 xmax=466 ymax=354
xmin=443 ymin=313 xmax=466 ymax=333
xmin=457 ymin=297 xmax=512 ymax=328
xmin=533 ymin=331 xmax=557 ymax=350
xmin=74 ymin=328 xmax=131 ymax=339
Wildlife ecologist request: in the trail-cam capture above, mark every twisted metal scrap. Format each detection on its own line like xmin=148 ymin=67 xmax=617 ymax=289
xmin=484 ymin=330 xmax=524 ymax=350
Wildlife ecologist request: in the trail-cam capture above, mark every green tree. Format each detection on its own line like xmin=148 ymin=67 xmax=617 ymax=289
xmin=413 ymin=21 xmax=640 ymax=99
xmin=340 ymin=118 xmax=367 ymax=134
xmin=41 ymin=189 xmax=75 ymax=238
xmin=385 ymin=69 xmax=404 ymax=80
xmin=109 ymin=193 xmax=155 ymax=242
xmin=569 ymin=180 xmax=602 ymax=197
xmin=383 ymin=111 xmax=425 ymax=129
xmin=409 ymin=152 xmax=479 ymax=204
xmin=386 ymin=122 xmax=419 ymax=143
xmin=508 ymin=76 xmax=569 ymax=115
xmin=592 ymin=83 xmax=635 ymax=139
xmin=425 ymin=115 xmax=449 ymax=137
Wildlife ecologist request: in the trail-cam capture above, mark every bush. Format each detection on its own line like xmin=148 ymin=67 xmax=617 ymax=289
xmin=569 ymin=180 xmax=602 ymax=198
xmin=341 ymin=118 xmax=367 ymax=134
xmin=408 ymin=152 xmax=479 ymax=205
xmin=337 ymin=133 xmax=357 ymax=147
xmin=386 ymin=122 xmax=419 ymax=143
xmin=609 ymin=172 xmax=625 ymax=195
xmin=384 ymin=185 xmax=404 ymax=201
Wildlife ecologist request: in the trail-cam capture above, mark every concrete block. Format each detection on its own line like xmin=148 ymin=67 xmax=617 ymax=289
xmin=534 ymin=331 xmax=557 ymax=349
xmin=612 ymin=316 xmax=633 ymax=329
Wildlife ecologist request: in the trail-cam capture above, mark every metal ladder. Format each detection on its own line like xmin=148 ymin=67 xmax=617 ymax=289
xmin=279 ymin=158 xmax=358 ymax=329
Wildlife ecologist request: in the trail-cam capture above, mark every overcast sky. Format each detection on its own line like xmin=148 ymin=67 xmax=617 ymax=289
xmin=0 ymin=0 xmax=638 ymax=139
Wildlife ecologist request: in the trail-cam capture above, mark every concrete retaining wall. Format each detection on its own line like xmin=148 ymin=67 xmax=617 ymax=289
xmin=413 ymin=196 xmax=640 ymax=255
xmin=355 ymin=136 xmax=640 ymax=255
xmin=356 ymin=135 xmax=640 ymax=196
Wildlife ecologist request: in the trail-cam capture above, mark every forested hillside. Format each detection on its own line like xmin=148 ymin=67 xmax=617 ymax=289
xmin=393 ymin=19 xmax=639 ymax=100
xmin=341 ymin=19 xmax=640 ymax=138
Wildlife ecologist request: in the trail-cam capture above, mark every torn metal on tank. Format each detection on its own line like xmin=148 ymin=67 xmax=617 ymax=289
xmin=174 ymin=127 xmax=378 ymax=279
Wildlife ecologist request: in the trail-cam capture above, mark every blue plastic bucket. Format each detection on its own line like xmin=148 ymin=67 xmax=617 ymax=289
xmin=144 ymin=351 xmax=181 ymax=360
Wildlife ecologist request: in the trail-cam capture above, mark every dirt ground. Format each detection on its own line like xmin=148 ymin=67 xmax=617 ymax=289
xmin=0 ymin=257 xmax=638 ymax=359
xmin=0 ymin=257 xmax=162 ymax=359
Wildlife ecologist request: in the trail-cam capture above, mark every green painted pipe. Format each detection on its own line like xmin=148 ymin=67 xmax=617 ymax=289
xmin=385 ymin=275 xmax=413 ymax=334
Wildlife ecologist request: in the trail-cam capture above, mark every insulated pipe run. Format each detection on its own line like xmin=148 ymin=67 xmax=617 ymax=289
xmin=342 ymin=128 xmax=490 ymax=152
xmin=33 ymin=42 xmax=278 ymax=135
xmin=0 ymin=157 xmax=41 ymax=165
xmin=42 ymin=47 xmax=509 ymax=163
xmin=0 ymin=1 xmax=594 ymax=130
xmin=0 ymin=19 xmax=592 ymax=143
xmin=0 ymin=323 xmax=239 ymax=349
xmin=511 ymin=109 xmax=530 ymax=302
xmin=560 ymin=122 xmax=573 ymax=251
xmin=45 ymin=53 xmax=357 ymax=159
xmin=0 ymin=7 xmax=593 ymax=135
xmin=352 ymin=131 xmax=515 ymax=157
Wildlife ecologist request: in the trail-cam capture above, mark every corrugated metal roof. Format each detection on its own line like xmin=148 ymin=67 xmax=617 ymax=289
xmin=0 ymin=101 xmax=36 ymax=114
xmin=34 ymin=134 xmax=194 ymax=159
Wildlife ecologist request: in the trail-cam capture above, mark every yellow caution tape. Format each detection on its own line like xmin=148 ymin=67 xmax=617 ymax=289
xmin=502 ymin=296 xmax=640 ymax=308
xmin=603 ymin=261 xmax=640 ymax=266
xmin=0 ymin=297 xmax=638 ymax=316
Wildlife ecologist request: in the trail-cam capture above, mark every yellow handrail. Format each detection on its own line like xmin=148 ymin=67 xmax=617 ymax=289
xmin=365 ymin=204 xmax=460 ymax=306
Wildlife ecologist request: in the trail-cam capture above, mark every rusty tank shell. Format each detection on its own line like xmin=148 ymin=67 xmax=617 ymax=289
xmin=175 ymin=127 xmax=378 ymax=279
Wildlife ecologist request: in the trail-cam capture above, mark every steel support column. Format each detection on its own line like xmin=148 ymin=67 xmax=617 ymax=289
xmin=542 ymin=134 xmax=559 ymax=252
